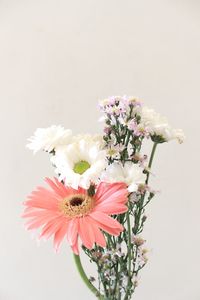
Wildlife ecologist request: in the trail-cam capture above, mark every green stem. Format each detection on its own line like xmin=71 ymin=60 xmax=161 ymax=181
xmin=133 ymin=142 xmax=158 ymax=235
xmin=73 ymin=254 xmax=104 ymax=300
xmin=146 ymin=142 xmax=158 ymax=184
xmin=124 ymin=209 xmax=132 ymax=300
xmin=127 ymin=213 xmax=132 ymax=278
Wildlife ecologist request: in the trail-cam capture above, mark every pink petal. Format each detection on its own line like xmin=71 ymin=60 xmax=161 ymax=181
xmin=54 ymin=222 xmax=69 ymax=252
xmin=95 ymin=222 xmax=121 ymax=236
xmin=85 ymin=222 xmax=96 ymax=248
xmin=94 ymin=203 xmax=128 ymax=215
xmin=89 ymin=212 xmax=124 ymax=237
xmin=78 ymin=217 xmax=95 ymax=249
xmin=92 ymin=223 xmax=106 ymax=248
xmin=71 ymin=235 xmax=79 ymax=255
xmin=66 ymin=219 xmax=79 ymax=246
xmin=90 ymin=211 xmax=123 ymax=229
xmin=22 ymin=209 xmax=46 ymax=218
xmin=93 ymin=182 xmax=128 ymax=215
xmin=45 ymin=178 xmax=67 ymax=198
xmin=26 ymin=201 xmax=58 ymax=211
xmin=39 ymin=217 xmax=66 ymax=240
xmin=25 ymin=214 xmax=57 ymax=230
xmin=95 ymin=231 xmax=106 ymax=248
xmin=95 ymin=182 xmax=127 ymax=206
xmin=53 ymin=177 xmax=79 ymax=197
xmin=94 ymin=182 xmax=110 ymax=201
xmin=87 ymin=215 xmax=121 ymax=236
xmin=32 ymin=187 xmax=59 ymax=200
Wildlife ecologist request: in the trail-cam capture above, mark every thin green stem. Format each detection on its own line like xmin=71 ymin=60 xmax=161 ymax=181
xmin=73 ymin=254 xmax=104 ymax=300
xmin=124 ymin=209 xmax=132 ymax=300
xmin=146 ymin=142 xmax=158 ymax=184
xmin=133 ymin=142 xmax=158 ymax=235
xmin=113 ymin=262 xmax=119 ymax=298
xmin=127 ymin=213 xmax=132 ymax=278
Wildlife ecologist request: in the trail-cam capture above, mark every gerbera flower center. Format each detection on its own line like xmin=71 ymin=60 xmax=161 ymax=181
xmin=70 ymin=197 xmax=83 ymax=206
xmin=60 ymin=194 xmax=94 ymax=217
xmin=73 ymin=160 xmax=91 ymax=175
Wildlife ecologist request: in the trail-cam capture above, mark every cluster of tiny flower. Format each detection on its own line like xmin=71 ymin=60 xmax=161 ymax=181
xmin=91 ymin=244 xmax=132 ymax=296
xmin=99 ymin=96 xmax=185 ymax=146
xmin=131 ymin=235 xmax=148 ymax=270
xmin=130 ymin=184 xmax=157 ymax=204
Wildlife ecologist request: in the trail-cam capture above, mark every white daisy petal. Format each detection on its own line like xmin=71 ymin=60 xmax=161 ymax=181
xmin=27 ymin=125 xmax=72 ymax=154
xmin=102 ymin=161 xmax=146 ymax=192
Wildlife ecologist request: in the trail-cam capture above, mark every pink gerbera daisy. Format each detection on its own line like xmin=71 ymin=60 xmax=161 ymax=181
xmin=22 ymin=178 xmax=128 ymax=254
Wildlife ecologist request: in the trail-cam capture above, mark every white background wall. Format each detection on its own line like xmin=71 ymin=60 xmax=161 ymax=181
xmin=0 ymin=0 xmax=199 ymax=299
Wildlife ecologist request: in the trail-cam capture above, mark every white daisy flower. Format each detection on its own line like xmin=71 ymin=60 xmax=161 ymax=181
xmin=140 ymin=106 xmax=185 ymax=143
xmin=51 ymin=135 xmax=107 ymax=189
xmin=101 ymin=161 xmax=146 ymax=192
xmin=27 ymin=125 xmax=72 ymax=154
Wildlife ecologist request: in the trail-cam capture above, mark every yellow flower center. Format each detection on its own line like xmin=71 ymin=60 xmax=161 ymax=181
xmin=60 ymin=194 xmax=94 ymax=217
xmin=107 ymin=148 xmax=117 ymax=156
xmin=73 ymin=160 xmax=91 ymax=175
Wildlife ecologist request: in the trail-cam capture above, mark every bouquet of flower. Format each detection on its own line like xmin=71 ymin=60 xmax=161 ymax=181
xmin=23 ymin=96 xmax=184 ymax=300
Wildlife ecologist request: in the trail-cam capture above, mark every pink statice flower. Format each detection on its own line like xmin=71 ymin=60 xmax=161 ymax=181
xmin=108 ymin=96 xmax=119 ymax=106
xmin=104 ymin=127 xmax=112 ymax=135
xmin=131 ymin=153 xmax=148 ymax=168
xmin=128 ymin=119 xmax=150 ymax=137
xmin=22 ymin=178 xmax=128 ymax=254
xmin=128 ymin=119 xmax=138 ymax=131
xmin=100 ymin=96 xmax=135 ymax=115
xmin=131 ymin=235 xmax=146 ymax=246
xmin=127 ymin=97 xmax=142 ymax=108
xmin=104 ymin=102 xmax=126 ymax=117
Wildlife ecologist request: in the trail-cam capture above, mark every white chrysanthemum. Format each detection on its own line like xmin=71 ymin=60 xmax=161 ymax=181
xmin=51 ymin=135 xmax=107 ymax=189
xmin=140 ymin=107 xmax=185 ymax=143
xmin=27 ymin=125 xmax=72 ymax=154
xmin=102 ymin=162 xmax=146 ymax=192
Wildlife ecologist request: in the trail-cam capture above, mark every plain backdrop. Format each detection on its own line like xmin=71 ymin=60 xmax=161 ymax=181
xmin=0 ymin=0 xmax=199 ymax=299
